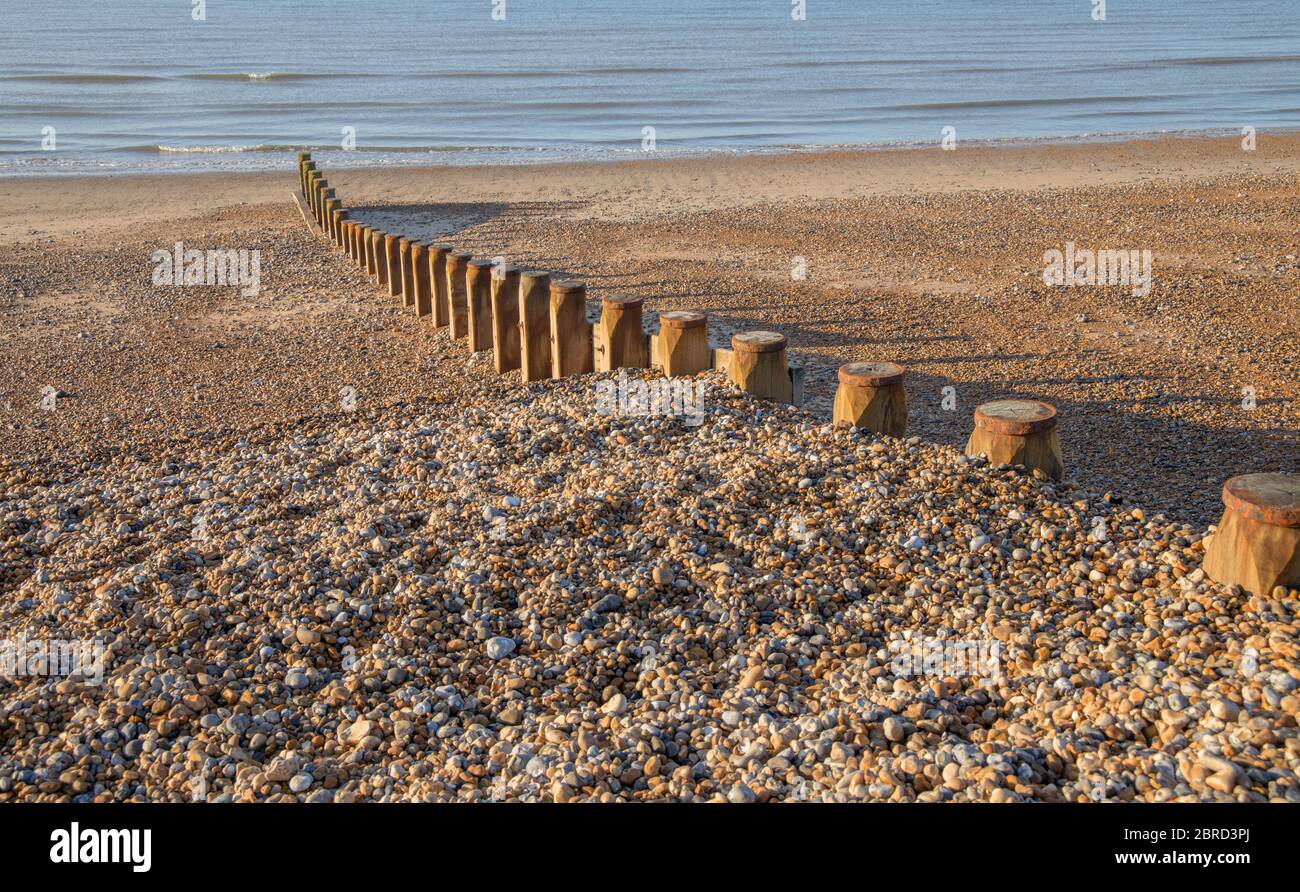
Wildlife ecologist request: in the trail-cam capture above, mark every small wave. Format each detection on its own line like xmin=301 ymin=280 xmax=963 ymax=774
xmin=883 ymin=95 xmax=1160 ymax=112
xmin=154 ymin=144 xmax=288 ymax=154
xmin=180 ymin=72 xmax=362 ymax=82
xmin=6 ymin=73 xmax=162 ymax=84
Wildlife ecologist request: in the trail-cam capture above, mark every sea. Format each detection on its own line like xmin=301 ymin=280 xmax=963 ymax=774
xmin=1 ymin=0 xmax=1297 ymax=175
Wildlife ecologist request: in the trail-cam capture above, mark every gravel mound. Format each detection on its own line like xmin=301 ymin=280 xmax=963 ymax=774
xmin=1 ymin=369 xmax=1296 ymax=802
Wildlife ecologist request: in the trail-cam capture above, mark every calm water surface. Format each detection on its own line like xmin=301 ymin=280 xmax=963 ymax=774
xmin=0 ymin=0 xmax=1296 ymax=174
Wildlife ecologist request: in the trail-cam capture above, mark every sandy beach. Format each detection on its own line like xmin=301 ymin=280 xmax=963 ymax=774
xmin=3 ymin=134 xmax=1297 ymax=523
xmin=1 ymin=134 xmax=1299 ymax=804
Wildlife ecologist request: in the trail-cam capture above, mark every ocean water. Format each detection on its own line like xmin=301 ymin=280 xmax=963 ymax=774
xmin=0 ymin=0 xmax=1296 ymax=175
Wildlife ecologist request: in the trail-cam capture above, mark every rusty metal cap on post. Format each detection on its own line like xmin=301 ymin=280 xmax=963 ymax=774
xmin=974 ymin=399 xmax=1058 ymax=436
xmin=551 ymin=278 xmax=586 ymax=294
xmin=1222 ymin=473 xmax=1300 ymax=528
xmin=659 ymin=310 xmax=706 ymax=330
xmin=838 ymin=361 xmax=904 ymax=388
xmin=731 ymin=331 xmax=787 ymax=354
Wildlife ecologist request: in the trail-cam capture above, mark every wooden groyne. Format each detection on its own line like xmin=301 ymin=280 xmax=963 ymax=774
xmin=291 ymin=153 xmax=1299 ymax=597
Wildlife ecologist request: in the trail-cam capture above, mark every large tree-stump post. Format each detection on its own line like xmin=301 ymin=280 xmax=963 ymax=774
xmin=595 ymin=296 xmax=649 ymax=372
xmin=965 ymin=399 xmax=1064 ymax=480
xmin=833 ymin=362 xmax=907 ymax=436
xmin=446 ymin=251 xmax=472 ymax=340
xmin=384 ymin=234 xmax=403 ymax=298
xmin=491 ymin=263 xmax=522 ymax=373
xmin=411 ymin=242 xmax=432 ymax=317
xmin=370 ymin=230 xmax=388 ymax=286
xmin=398 ymin=237 xmax=415 ymax=308
xmin=518 ymin=270 xmax=552 ymax=383
xmin=467 ymin=259 xmax=495 ymax=352
xmin=550 ymin=279 xmax=593 ymax=378
xmin=730 ymin=331 xmax=792 ymax=403
xmin=1204 ymin=473 xmax=1300 ymax=596
xmin=657 ymin=311 xmax=709 ymax=377
xmin=428 ymin=243 xmax=452 ymax=328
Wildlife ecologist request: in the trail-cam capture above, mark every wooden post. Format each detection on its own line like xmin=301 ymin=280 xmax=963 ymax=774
xmin=341 ymin=220 xmax=352 ymax=258
xmin=491 ymin=263 xmax=522 ymax=373
xmin=384 ymin=234 xmax=402 ymax=298
xmin=318 ymin=188 xmax=334 ymax=228
xmin=657 ymin=311 xmax=710 ymax=377
xmin=298 ymin=156 xmax=313 ymax=196
xmin=325 ymin=200 xmax=341 ymax=242
xmin=356 ymin=225 xmax=372 ymax=273
xmin=467 ymin=259 xmax=495 ymax=352
xmin=518 ymin=270 xmax=552 ymax=383
xmin=595 ymin=296 xmax=649 ymax=372
xmin=833 ymin=362 xmax=907 ymax=436
xmin=1204 ymin=474 xmax=1300 ymax=596
xmin=305 ymin=171 xmax=321 ymax=215
xmin=965 ymin=399 xmax=1063 ymax=480
xmin=411 ymin=242 xmax=432 ymax=317
xmin=549 ymin=279 xmax=593 ymax=378
xmin=446 ymin=251 xmax=472 ymax=340
xmin=429 ymin=243 xmax=452 ymax=328
xmin=371 ymin=230 xmax=388 ymax=286
xmin=303 ymin=165 xmax=318 ymax=205
xmin=730 ymin=331 xmax=792 ymax=403
xmin=331 ymin=207 xmax=348 ymax=246
xmin=398 ymin=237 xmax=415 ymax=308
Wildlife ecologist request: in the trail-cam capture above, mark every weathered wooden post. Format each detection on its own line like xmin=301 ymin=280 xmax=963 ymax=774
xmin=370 ymin=230 xmax=388 ymax=287
xmin=356 ymin=225 xmax=372 ymax=273
xmin=491 ymin=263 xmax=522 ymax=373
xmin=518 ymin=270 xmax=552 ymax=383
xmin=305 ymin=170 xmax=321 ymax=214
xmin=1204 ymin=473 xmax=1300 ymax=596
xmin=318 ymin=187 xmax=334 ymax=228
xmin=302 ymin=164 xmax=318 ymax=204
xmin=398 ymin=237 xmax=415 ymax=308
xmin=297 ymin=153 xmax=312 ymax=195
xmin=965 ymin=399 xmax=1063 ymax=480
xmin=446 ymin=251 xmax=472 ymax=340
xmin=549 ymin=279 xmax=593 ymax=378
xmin=428 ymin=243 xmax=452 ymax=328
xmin=411 ymin=242 xmax=432 ymax=317
xmin=833 ymin=362 xmax=907 ymax=436
xmin=331 ymin=206 xmax=348 ymax=247
xmin=384 ymin=234 xmax=403 ymax=298
xmin=657 ymin=311 xmax=710 ymax=377
xmin=595 ymin=295 xmax=649 ymax=372
xmin=340 ymin=220 xmax=352 ymax=258
xmin=730 ymin=331 xmax=792 ymax=403
xmin=467 ymin=259 xmax=495 ymax=352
